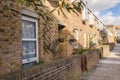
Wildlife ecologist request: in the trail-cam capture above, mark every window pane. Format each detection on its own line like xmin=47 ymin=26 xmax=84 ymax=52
xmin=22 ymin=41 xmax=36 ymax=59
xmin=22 ymin=20 xmax=36 ymax=38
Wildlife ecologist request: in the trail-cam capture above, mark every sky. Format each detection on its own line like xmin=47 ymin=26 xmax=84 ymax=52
xmin=85 ymin=0 xmax=120 ymax=26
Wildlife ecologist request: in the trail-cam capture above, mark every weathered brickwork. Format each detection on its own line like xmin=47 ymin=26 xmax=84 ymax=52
xmin=0 ymin=0 xmax=115 ymax=76
xmin=85 ymin=49 xmax=101 ymax=70
xmin=0 ymin=0 xmax=60 ymax=75
xmin=39 ymin=15 xmax=59 ymax=62
xmin=0 ymin=49 xmax=102 ymax=80
xmin=0 ymin=0 xmax=22 ymax=75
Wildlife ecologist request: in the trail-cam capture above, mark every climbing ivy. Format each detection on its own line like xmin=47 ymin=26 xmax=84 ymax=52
xmin=17 ymin=0 xmax=85 ymax=58
xmin=0 ymin=0 xmax=86 ymax=60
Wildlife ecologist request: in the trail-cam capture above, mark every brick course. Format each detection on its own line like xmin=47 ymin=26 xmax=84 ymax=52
xmin=0 ymin=49 xmax=102 ymax=80
xmin=0 ymin=0 xmax=22 ymax=75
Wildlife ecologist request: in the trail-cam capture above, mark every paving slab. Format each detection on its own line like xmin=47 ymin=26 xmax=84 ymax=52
xmin=80 ymin=44 xmax=120 ymax=80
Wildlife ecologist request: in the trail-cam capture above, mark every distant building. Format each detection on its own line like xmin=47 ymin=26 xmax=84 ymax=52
xmin=115 ymin=26 xmax=120 ymax=42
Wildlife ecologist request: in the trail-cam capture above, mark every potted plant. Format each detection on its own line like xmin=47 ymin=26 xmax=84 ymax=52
xmin=69 ymin=39 xmax=77 ymax=42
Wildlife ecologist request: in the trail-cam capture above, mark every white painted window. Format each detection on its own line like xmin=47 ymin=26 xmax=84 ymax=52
xmin=73 ymin=29 xmax=78 ymax=48
xmin=71 ymin=0 xmax=80 ymax=2
xmin=97 ymin=21 xmax=101 ymax=29
xmin=71 ymin=0 xmax=75 ymax=2
xmin=90 ymin=34 xmax=95 ymax=45
xmin=99 ymin=21 xmax=101 ymax=28
xmin=74 ymin=29 xmax=79 ymax=41
xmin=101 ymin=23 xmax=104 ymax=30
xmin=98 ymin=22 xmax=104 ymax=31
xmin=22 ymin=16 xmax=38 ymax=68
xmin=82 ymin=6 xmax=88 ymax=21
xmin=89 ymin=13 xmax=94 ymax=25
xmin=84 ymin=32 xmax=87 ymax=48
xmin=96 ymin=21 xmax=99 ymax=28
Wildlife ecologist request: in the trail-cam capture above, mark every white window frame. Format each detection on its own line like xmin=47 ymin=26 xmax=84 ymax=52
xmin=71 ymin=0 xmax=75 ymax=2
xmin=84 ymin=32 xmax=87 ymax=48
xmin=101 ymin=23 xmax=104 ymax=31
xmin=71 ymin=0 xmax=80 ymax=2
xmin=97 ymin=21 xmax=101 ymax=30
xmin=82 ymin=6 xmax=88 ymax=21
xmin=89 ymin=13 xmax=94 ymax=25
xmin=96 ymin=21 xmax=99 ymax=29
xmin=22 ymin=16 xmax=39 ymax=64
xmin=74 ymin=29 xmax=79 ymax=41
xmin=73 ymin=29 xmax=78 ymax=49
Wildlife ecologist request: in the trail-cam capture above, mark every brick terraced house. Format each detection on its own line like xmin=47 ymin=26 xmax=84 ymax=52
xmin=115 ymin=26 xmax=120 ymax=42
xmin=0 ymin=0 xmax=115 ymax=75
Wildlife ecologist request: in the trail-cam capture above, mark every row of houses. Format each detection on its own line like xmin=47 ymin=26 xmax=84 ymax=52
xmin=115 ymin=26 xmax=120 ymax=42
xmin=0 ymin=0 xmax=115 ymax=75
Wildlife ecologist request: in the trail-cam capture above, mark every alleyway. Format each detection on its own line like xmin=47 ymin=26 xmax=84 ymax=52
xmin=80 ymin=44 xmax=120 ymax=80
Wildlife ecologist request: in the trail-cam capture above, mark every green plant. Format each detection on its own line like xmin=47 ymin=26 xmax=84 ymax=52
xmin=17 ymin=0 xmax=84 ymax=58
xmin=17 ymin=0 xmax=85 ymax=17
xmin=98 ymin=39 xmax=103 ymax=45
xmin=36 ymin=60 xmax=44 ymax=65
xmin=74 ymin=48 xmax=88 ymax=54
xmin=114 ymin=36 xmax=117 ymax=42
xmin=43 ymin=38 xmax=63 ymax=59
xmin=72 ymin=1 xmax=82 ymax=12
xmin=90 ymin=40 xmax=96 ymax=47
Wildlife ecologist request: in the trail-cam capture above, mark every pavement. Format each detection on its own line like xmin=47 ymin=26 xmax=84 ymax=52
xmin=80 ymin=44 xmax=120 ymax=80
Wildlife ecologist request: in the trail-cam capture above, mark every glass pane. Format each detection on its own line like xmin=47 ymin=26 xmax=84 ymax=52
xmin=22 ymin=20 xmax=36 ymax=38
xmin=22 ymin=41 xmax=36 ymax=59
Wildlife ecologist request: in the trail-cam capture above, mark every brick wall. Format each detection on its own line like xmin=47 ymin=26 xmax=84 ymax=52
xmin=0 ymin=0 xmax=107 ymax=76
xmin=85 ymin=49 xmax=101 ymax=70
xmin=38 ymin=14 xmax=59 ymax=62
xmin=0 ymin=0 xmax=22 ymax=75
xmin=0 ymin=48 xmax=102 ymax=80
xmin=0 ymin=0 xmax=61 ymax=75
